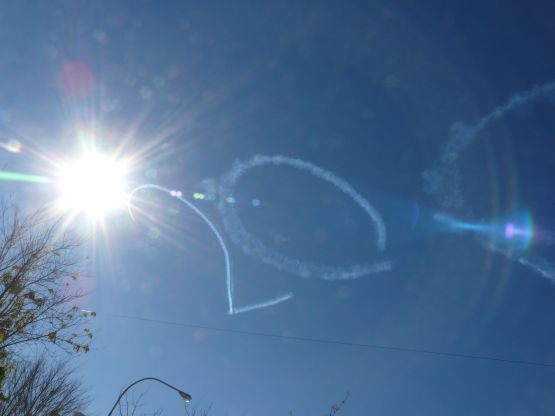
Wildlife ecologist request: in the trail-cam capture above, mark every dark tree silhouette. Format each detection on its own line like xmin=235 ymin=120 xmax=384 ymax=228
xmin=0 ymin=205 xmax=95 ymax=390
xmin=0 ymin=355 xmax=89 ymax=416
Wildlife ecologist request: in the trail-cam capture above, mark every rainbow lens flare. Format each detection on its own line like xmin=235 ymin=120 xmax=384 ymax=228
xmin=503 ymin=212 xmax=534 ymax=250
xmin=0 ymin=170 xmax=51 ymax=184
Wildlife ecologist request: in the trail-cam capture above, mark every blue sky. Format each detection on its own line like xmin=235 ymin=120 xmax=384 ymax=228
xmin=1 ymin=1 xmax=555 ymax=414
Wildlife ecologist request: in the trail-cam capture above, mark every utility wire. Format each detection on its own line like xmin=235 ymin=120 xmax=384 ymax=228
xmin=113 ymin=314 xmax=555 ymax=368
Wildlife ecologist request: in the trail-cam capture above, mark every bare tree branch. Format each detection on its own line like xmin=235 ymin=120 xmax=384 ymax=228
xmin=116 ymin=391 xmax=164 ymax=416
xmin=0 ymin=204 xmax=95 ymax=390
xmin=0 ymin=355 xmax=89 ymax=416
xmin=288 ymin=392 xmax=350 ymax=416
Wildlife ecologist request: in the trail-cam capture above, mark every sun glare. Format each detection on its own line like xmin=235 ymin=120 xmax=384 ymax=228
xmin=57 ymin=151 xmax=128 ymax=220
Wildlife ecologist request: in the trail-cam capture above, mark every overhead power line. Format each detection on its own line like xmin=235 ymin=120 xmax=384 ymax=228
xmin=113 ymin=314 xmax=555 ymax=369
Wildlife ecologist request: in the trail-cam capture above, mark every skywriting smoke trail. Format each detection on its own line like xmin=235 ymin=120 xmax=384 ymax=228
xmin=218 ymin=155 xmax=392 ymax=285
xmin=128 ymin=184 xmax=234 ymax=313
xmin=423 ymin=81 xmax=555 ymax=282
xmin=128 ymin=155 xmax=391 ymax=315
xmin=128 ymin=184 xmax=292 ymax=315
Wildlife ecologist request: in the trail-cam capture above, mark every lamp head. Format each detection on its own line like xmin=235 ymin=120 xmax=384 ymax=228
xmin=178 ymin=390 xmax=192 ymax=402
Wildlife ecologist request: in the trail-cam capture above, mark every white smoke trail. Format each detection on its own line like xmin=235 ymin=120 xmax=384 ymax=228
xmin=218 ymin=155 xmax=392 ymax=285
xmin=423 ymin=81 xmax=555 ymax=211
xmin=128 ymin=184 xmax=291 ymax=315
xmin=232 ymin=292 xmax=295 ymax=314
xmin=481 ymin=239 xmax=555 ymax=284
xmin=517 ymin=255 xmax=555 ymax=283
xmin=128 ymin=184 xmax=234 ymax=313
xmin=424 ymin=81 xmax=555 ymax=282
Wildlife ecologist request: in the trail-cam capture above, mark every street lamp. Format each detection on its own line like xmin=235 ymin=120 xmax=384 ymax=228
xmin=107 ymin=377 xmax=192 ymax=416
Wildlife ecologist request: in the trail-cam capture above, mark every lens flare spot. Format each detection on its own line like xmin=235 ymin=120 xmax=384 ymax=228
xmin=147 ymin=226 xmax=161 ymax=240
xmin=0 ymin=139 xmax=22 ymax=153
xmin=59 ymin=61 xmax=95 ymax=99
xmin=505 ymin=223 xmax=515 ymax=239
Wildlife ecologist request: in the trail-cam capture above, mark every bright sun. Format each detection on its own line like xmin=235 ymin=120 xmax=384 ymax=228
xmin=57 ymin=151 xmax=128 ymax=220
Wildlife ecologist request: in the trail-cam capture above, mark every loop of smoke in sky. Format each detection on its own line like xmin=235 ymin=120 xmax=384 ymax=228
xmin=423 ymin=81 xmax=555 ymax=283
xmin=218 ymin=155 xmax=392 ymax=285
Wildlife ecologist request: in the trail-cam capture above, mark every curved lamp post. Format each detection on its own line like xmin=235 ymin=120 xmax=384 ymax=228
xmin=107 ymin=377 xmax=192 ymax=416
